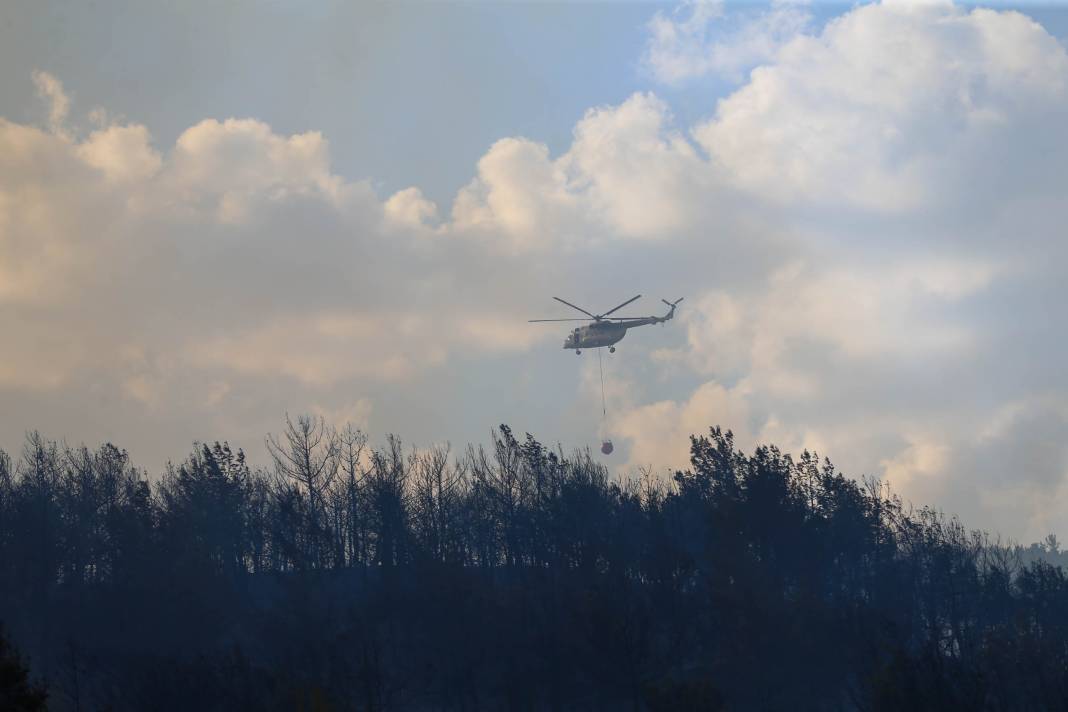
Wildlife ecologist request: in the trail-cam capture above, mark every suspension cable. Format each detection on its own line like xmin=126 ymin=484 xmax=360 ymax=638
xmin=598 ymin=347 xmax=607 ymax=420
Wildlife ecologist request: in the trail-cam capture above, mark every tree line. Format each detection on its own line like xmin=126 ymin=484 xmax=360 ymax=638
xmin=1 ymin=417 xmax=1067 ymax=710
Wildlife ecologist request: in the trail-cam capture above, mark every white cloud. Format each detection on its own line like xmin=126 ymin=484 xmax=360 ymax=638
xmin=644 ymin=0 xmax=812 ymax=84
xmin=77 ymin=124 xmax=162 ymax=184
xmin=451 ymin=93 xmax=715 ymax=248
xmin=879 ymin=436 xmax=951 ymax=495
xmin=452 ymin=137 xmax=581 ymax=250
xmin=667 ymin=258 xmax=995 ymax=389
xmin=615 ymin=380 xmax=756 ymax=472
xmin=695 ymin=2 xmax=1068 ymax=210
xmin=0 ymin=120 xmax=117 ymax=306
xmin=31 ymin=70 xmax=71 ymax=137
xmin=564 ymin=93 xmax=708 ymax=238
xmin=163 ymin=118 xmax=347 ymax=223
xmin=384 ymin=187 xmax=440 ymax=231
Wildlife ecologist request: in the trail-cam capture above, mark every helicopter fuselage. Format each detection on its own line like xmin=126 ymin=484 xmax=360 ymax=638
xmin=563 ymin=316 xmax=665 ymax=350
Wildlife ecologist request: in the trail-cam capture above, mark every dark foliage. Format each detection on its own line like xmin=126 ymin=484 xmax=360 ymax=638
xmin=0 ymin=624 xmax=48 ymax=711
xmin=1 ymin=418 xmax=1066 ymax=710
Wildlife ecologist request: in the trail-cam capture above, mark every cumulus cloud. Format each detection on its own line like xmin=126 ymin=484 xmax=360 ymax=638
xmin=452 ymin=137 xmax=582 ymax=249
xmin=162 ymin=118 xmax=349 ymax=223
xmin=77 ymin=124 xmax=162 ymax=184
xmin=564 ymin=93 xmax=708 ymax=238
xmin=452 ymin=93 xmax=717 ymax=248
xmin=695 ymin=2 xmax=1068 ymax=210
xmin=384 ymin=187 xmax=440 ymax=231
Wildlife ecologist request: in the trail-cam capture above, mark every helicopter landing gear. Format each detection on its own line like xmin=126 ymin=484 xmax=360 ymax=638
xmin=609 ymin=346 xmax=616 ymax=353
xmin=576 ymin=349 xmax=581 ymax=355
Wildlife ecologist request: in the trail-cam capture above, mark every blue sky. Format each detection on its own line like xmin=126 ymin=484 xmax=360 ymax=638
xmin=2 ymin=1 xmax=1068 ymax=540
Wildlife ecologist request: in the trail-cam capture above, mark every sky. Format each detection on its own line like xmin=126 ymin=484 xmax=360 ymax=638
xmin=2 ymin=0 xmax=1068 ymax=542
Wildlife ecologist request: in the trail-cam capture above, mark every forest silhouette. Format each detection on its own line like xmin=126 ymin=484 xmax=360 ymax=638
xmin=2 ymin=416 xmax=1067 ymax=710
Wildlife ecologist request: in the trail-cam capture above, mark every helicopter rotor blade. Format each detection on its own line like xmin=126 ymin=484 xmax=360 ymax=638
xmin=598 ymin=294 xmax=642 ymax=319
xmin=528 ymin=318 xmax=593 ymax=322
xmin=552 ymin=297 xmax=598 ymax=320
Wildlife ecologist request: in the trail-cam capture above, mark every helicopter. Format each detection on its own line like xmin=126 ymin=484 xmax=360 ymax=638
xmin=529 ymin=295 xmax=684 ymax=354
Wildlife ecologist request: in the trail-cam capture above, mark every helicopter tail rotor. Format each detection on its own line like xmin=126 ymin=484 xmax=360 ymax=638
xmin=660 ymin=297 xmax=684 ymax=321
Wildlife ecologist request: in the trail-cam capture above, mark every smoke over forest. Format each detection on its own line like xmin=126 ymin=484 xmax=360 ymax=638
xmin=2 ymin=417 xmax=1067 ymax=710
